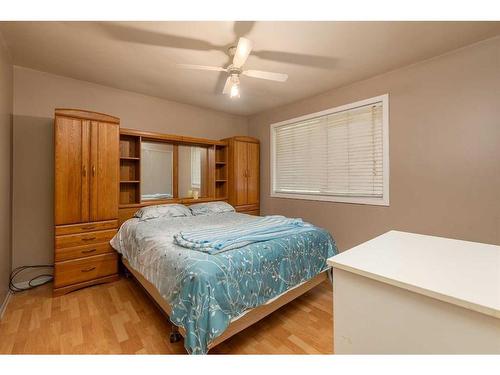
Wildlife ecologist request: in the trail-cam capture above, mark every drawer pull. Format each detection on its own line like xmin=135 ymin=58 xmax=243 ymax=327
xmin=81 ymin=267 xmax=96 ymax=273
xmin=81 ymin=249 xmax=96 ymax=254
xmin=81 ymin=225 xmax=95 ymax=230
xmin=81 ymin=237 xmax=96 ymax=241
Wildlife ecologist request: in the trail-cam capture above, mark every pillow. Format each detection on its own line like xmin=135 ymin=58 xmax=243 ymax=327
xmin=134 ymin=204 xmax=192 ymax=220
xmin=189 ymin=201 xmax=235 ymax=216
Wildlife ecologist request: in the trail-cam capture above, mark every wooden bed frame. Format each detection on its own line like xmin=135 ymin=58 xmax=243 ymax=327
xmin=121 ymin=257 xmax=329 ymax=351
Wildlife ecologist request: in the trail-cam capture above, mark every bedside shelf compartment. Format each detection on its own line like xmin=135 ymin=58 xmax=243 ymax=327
xmin=120 ymin=182 xmax=140 ymax=205
xmin=120 ymin=135 xmax=141 ymax=158
xmin=214 ymin=144 xmax=228 ymax=199
xmin=120 ymin=133 xmax=141 ymax=205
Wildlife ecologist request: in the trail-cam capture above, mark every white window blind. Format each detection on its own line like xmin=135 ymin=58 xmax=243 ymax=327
xmin=191 ymin=147 xmax=201 ymax=189
xmin=271 ymin=95 xmax=389 ymax=205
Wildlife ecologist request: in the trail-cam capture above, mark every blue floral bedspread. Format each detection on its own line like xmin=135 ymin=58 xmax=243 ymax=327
xmin=111 ymin=212 xmax=337 ymax=354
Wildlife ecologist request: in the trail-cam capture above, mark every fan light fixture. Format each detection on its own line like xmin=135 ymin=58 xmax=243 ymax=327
xmin=230 ymin=83 xmax=240 ymax=98
xmin=229 ymin=76 xmax=240 ymax=98
xmin=177 ymin=37 xmax=288 ymax=100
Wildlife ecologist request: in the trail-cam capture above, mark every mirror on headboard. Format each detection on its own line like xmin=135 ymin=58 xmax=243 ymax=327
xmin=178 ymin=145 xmax=209 ymax=199
xmin=141 ymin=141 xmax=174 ymax=201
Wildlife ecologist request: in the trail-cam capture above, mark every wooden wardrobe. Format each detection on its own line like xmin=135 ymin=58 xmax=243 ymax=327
xmin=53 ymin=109 xmax=120 ymax=296
xmin=224 ymin=136 xmax=260 ymax=215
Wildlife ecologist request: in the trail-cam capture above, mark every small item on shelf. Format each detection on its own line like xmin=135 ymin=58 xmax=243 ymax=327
xmin=193 ymin=190 xmax=199 ymax=200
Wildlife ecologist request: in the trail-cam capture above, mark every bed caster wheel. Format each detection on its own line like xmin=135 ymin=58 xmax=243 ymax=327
xmin=169 ymin=331 xmax=182 ymax=343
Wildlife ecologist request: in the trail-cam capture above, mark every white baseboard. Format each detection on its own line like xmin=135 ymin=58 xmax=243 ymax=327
xmin=0 ymin=290 xmax=11 ymax=320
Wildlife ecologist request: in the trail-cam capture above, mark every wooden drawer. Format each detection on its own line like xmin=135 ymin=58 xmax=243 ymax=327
xmin=55 ymin=229 xmax=117 ymax=249
xmin=54 ymin=253 xmax=118 ymax=288
xmin=55 ymin=242 xmax=115 ymax=262
xmin=244 ymin=210 xmax=260 ymax=216
xmin=235 ymin=204 xmax=259 ymax=213
xmin=55 ymin=220 xmax=118 ymax=236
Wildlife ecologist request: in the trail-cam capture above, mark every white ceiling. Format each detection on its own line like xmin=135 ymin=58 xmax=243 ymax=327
xmin=1 ymin=21 xmax=499 ymax=116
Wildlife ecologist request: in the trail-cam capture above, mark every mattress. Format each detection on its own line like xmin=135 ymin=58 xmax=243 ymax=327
xmin=111 ymin=212 xmax=337 ymax=354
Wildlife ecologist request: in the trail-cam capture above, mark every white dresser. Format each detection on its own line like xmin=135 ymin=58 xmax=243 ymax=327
xmin=327 ymin=230 xmax=500 ymax=354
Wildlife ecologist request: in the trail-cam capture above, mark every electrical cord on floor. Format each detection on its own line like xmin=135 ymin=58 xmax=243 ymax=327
xmin=9 ymin=265 xmax=54 ymax=293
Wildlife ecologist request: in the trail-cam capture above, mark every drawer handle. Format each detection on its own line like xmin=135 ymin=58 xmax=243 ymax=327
xmin=81 ymin=249 xmax=97 ymax=254
xmin=81 ymin=267 xmax=96 ymax=273
xmin=81 ymin=237 xmax=96 ymax=241
xmin=81 ymin=225 xmax=95 ymax=230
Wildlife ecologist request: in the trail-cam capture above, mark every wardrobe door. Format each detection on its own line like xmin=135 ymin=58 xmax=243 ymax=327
xmin=55 ymin=117 xmax=90 ymax=225
xmin=90 ymin=121 xmax=119 ymax=222
xmin=234 ymin=140 xmax=248 ymax=206
xmin=246 ymin=142 xmax=260 ymax=205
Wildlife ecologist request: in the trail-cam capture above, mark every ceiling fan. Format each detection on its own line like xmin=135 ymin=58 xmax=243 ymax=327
xmin=177 ymin=37 xmax=288 ymax=99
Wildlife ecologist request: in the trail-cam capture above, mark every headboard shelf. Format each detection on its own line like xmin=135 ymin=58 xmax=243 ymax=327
xmin=120 ymin=128 xmax=227 ymax=146
xmin=118 ymin=128 xmax=231 ymax=222
xmin=117 ymin=131 xmax=260 ymax=223
xmin=120 ymin=156 xmax=140 ymax=160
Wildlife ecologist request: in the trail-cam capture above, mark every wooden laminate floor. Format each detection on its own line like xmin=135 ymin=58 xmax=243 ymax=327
xmin=0 ymin=277 xmax=333 ymax=354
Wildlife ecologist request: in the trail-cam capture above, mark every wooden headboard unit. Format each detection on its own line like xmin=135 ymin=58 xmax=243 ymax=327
xmin=119 ymin=128 xmax=229 ymax=225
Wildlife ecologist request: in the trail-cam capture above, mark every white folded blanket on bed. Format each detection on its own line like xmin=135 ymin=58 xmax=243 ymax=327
xmin=173 ymin=215 xmax=313 ymax=254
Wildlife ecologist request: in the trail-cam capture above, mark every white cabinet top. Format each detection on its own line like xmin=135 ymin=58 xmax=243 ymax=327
xmin=327 ymin=230 xmax=500 ymax=318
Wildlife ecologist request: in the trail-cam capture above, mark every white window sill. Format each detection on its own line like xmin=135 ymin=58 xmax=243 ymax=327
xmin=270 ymin=192 xmax=390 ymax=206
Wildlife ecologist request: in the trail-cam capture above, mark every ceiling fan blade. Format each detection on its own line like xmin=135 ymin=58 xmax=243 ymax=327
xmin=222 ymin=77 xmax=232 ymax=95
xmin=232 ymin=37 xmax=253 ymax=68
xmin=177 ymin=64 xmax=227 ymax=72
xmin=242 ymin=70 xmax=288 ymax=82
xmin=233 ymin=21 xmax=256 ymax=38
xmin=253 ymin=50 xmax=336 ymax=68
xmin=100 ymin=23 xmax=224 ymax=52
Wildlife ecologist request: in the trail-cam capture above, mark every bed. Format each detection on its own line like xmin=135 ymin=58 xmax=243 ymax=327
xmin=111 ymin=205 xmax=337 ymax=354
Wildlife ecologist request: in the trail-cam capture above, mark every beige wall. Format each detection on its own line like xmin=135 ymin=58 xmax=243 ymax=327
xmin=8 ymin=36 xmax=500 ymax=283
xmin=12 ymin=67 xmax=248 ymax=273
xmin=248 ymin=36 xmax=500 ymax=251
xmin=0 ymin=33 xmax=13 ymax=306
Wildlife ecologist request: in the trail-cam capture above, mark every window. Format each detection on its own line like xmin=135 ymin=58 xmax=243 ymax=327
xmin=270 ymin=94 xmax=389 ymax=205
xmin=190 ymin=146 xmax=201 ymax=189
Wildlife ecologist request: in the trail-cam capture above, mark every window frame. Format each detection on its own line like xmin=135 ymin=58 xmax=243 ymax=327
xmin=270 ymin=94 xmax=390 ymax=206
